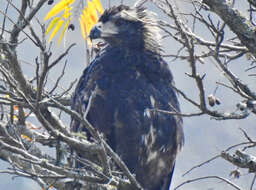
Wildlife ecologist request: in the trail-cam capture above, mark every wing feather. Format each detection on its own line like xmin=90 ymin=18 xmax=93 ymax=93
xmin=71 ymin=46 xmax=183 ymax=190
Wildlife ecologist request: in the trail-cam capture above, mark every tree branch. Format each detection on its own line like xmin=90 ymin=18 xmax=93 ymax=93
xmin=203 ymin=0 xmax=256 ymax=57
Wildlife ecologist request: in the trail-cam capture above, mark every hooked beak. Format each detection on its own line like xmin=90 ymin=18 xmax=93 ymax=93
xmin=89 ymin=24 xmax=102 ymax=40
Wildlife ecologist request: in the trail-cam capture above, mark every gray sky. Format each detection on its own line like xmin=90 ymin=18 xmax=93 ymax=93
xmin=0 ymin=0 xmax=255 ymax=189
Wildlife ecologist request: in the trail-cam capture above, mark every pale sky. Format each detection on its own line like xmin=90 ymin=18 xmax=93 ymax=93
xmin=0 ymin=0 xmax=255 ymax=189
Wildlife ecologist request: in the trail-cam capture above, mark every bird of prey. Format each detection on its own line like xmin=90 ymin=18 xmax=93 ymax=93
xmin=71 ymin=5 xmax=184 ymax=190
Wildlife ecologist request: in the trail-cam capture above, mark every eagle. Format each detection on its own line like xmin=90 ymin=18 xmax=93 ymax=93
xmin=71 ymin=5 xmax=184 ymax=190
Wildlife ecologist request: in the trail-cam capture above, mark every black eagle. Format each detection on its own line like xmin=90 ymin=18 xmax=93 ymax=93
xmin=71 ymin=5 xmax=184 ymax=190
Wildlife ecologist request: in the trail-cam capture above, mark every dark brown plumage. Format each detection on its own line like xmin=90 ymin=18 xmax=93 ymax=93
xmin=71 ymin=5 xmax=184 ymax=190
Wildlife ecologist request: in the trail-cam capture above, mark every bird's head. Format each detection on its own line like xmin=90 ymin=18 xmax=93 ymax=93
xmin=89 ymin=5 xmax=161 ymax=52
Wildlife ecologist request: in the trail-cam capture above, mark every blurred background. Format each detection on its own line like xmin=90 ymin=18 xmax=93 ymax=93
xmin=0 ymin=0 xmax=255 ymax=189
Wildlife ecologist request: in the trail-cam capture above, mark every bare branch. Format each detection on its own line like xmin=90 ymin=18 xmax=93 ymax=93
xmin=203 ymin=0 xmax=256 ymax=57
xmin=174 ymin=175 xmax=243 ymax=190
xmin=182 ymin=155 xmax=220 ymax=176
xmin=221 ymin=150 xmax=256 ymax=173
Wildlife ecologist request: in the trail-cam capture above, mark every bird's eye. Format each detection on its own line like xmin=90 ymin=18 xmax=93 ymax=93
xmin=115 ymin=19 xmax=124 ymax=26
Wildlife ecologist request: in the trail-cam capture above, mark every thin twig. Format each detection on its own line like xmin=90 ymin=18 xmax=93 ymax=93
xmin=174 ymin=175 xmax=242 ymax=190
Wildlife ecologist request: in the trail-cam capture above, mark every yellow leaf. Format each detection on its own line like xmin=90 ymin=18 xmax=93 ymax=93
xmin=79 ymin=17 xmax=86 ymax=39
xmin=81 ymin=9 xmax=88 ymax=35
xmin=78 ymin=0 xmax=103 ymax=45
xmin=46 ymin=17 xmax=60 ymax=35
xmin=80 ymin=16 xmax=92 ymax=46
xmin=21 ymin=134 xmax=33 ymax=142
xmin=63 ymin=6 xmax=73 ymax=19
xmin=44 ymin=0 xmax=75 ymax=21
xmin=87 ymin=38 xmax=92 ymax=47
xmin=92 ymin=0 xmax=104 ymax=14
xmin=58 ymin=19 xmax=71 ymax=46
xmin=49 ymin=19 xmax=64 ymax=42
xmin=83 ymin=10 xmax=91 ymax=35
xmin=87 ymin=0 xmax=98 ymax=24
xmin=82 ymin=8 xmax=93 ymax=35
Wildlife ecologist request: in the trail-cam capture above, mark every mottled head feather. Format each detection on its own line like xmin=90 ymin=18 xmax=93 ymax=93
xmin=132 ymin=6 xmax=162 ymax=54
xmin=98 ymin=5 xmax=162 ymax=54
xmin=99 ymin=5 xmax=130 ymax=23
